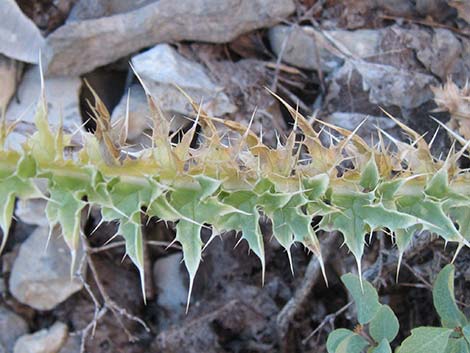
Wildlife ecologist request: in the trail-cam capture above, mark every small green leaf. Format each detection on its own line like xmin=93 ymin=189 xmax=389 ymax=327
xmin=397 ymin=327 xmax=453 ymax=353
xmin=327 ymin=329 xmax=368 ymax=353
xmin=425 ymin=169 xmax=449 ymax=199
xmin=444 ymin=338 xmax=470 ymax=353
xmin=342 ymin=273 xmax=381 ymax=324
xmin=360 ymin=157 xmax=379 ymax=190
xmin=303 ymin=173 xmax=329 ymax=200
xmin=433 ymin=264 xmax=467 ymax=328
xmin=370 ymin=339 xmax=392 ymax=353
xmin=118 ymin=212 xmax=146 ymax=301
xmin=463 ymin=324 xmax=470 ymax=342
xmin=369 ymin=305 xmax=399 ymax=343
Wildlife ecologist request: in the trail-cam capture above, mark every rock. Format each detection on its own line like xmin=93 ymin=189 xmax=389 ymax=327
xmin=15 ymin=0 xmax=76 ymax=33
xmin=416 ymin=29 xmax=462 ymax=81
xmin=15 ymin=198 xmax=49 ymax=227
xmin=43 ymin=0 xmax=295 ymax=76
xmin=326 ymin=60 xmax=438 ymax=112
xmin=68 ymin=0 xmax=156 ymax=21
xmin=153 ymin=298 xmax=274 ymax=353
xmin=57 ymin=335 xmax=80 ymax=353
xmin=415 ymin=0 xmax=455 ymax=21
xmin=14 ymin=322 xmax=68 ymax=353
xmin=0 ymin=306 xmax=28 ymax=352
xmin=0 ymin=55 xmax=19 ymax=114
xmin=268 ymin=25 xmax=383 ymax=71
xmin=325 ymin=112 xmax=399 ymax=145
xmin=268 ymin=25 xmax=341 ymax=72
xmin=131 ymin=44 xmax=236 ymax=116
xmin=153 ymin=253 xmax=187 ymax=326
xmin=0 ymin=0 xmax=45 ymax=63
xmin=375 ymin=0 xmax=415 ymax=17
xmin=9 ymin=226 xmax=84 ymax=311
xmin=5 ymin=66 xmax=82 ymax=134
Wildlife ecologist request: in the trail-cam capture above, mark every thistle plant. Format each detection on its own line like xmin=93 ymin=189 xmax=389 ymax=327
xmin=1 ymin=68 xmax=470 ymax=310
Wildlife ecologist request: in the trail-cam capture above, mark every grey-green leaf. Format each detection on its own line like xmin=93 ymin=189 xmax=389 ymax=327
xmin=369 ymin=305 xmax=399 ymax=343
xmin=342 ymin=273 xmax=381 ymax=324
xmin=433 ymin=264 xmax=467 ymax=328
xmin=371 ymin=339 xmax=392 ymax=353
xmin=397 ymin=327 xmax=453 ymax=353
xmin=326 ymin=329 xmax=368 ymax=353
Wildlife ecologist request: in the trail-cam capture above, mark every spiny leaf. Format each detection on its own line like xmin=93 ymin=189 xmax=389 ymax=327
xmin=360 ymin=156 xmax=379 ymax=191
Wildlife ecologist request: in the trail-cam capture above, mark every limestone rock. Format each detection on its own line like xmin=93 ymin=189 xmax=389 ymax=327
xmin=326 ymin=60 xmax=438 ymax=111
xmin=268 ymin=25 xmax=383 ymax=71
xmin=0 ymin=0 xmax=45 ymax=63
xmin=14 ymin=322 xmax=68 ymax=353
xmin=9 ymin=227 xmax=84 ymax=311
xmin=6 ymin=66 xmax=81 ymax=127
xmin=0 ymin=55 xmax=19 ymax=114
xmin=68 ymin=0 xmax=157 ymax=21
xmin=153 ymin=253 xmax=187 ymax=326
xmin=0 ymin=306 xmax=28 ymax=352
xmin=131 ymin=44 xmax=236 ymax=116
xmin=43 ymin=0 xmax=295 ymax=76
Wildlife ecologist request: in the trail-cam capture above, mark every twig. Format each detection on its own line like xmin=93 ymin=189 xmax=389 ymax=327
xmin=277 ymin=234 xmax=337 ymax=352
xmin=302 ymin=301 xmax=352 ymax=345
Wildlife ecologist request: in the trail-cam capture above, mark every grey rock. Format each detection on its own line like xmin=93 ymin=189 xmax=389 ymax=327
xmin=57 ymin=335 xmax=80 ymax=353
xmin=0 ymin=55 xmax=19 ymax=114
xmin=15 ymin=199 xmax=49 ymax=227
xmin=326 ymin=112 xmax=399 ymax=145
xmin=131 ymin=44 xmax=237 ymax=116
xmin=0 ymin=0 xmax=45 ymax=63
xmin=0 ymin=306 xmax=28 ymax=352
xmin=153 ymin=253 xmax=187 ymax=325
xmin=43 ymin=0 xmax=295 ymax=76
xmin=416 ymin=29 xmax=462 ymax=81
xmin=376 ymin=0 xmax=415 ymax=17
xmin=6 ymin=66 xmax=81 ymax=129
xmin=268 ymin=25 xmax=341 ymax=72
xmin=268 ymin=25 xmax=383 ymax=71
xmin=327 ymin=60 xmax=438 ymax=111
xmin=9 ymin=227 xmax=84 ymax=311
xmin=14 ymin=322 xmax=68 ymax=353
xmin=68 ymin=0 xmax=156 ymax=21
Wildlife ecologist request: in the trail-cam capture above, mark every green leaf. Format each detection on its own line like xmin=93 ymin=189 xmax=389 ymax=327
xmin=397 ymin=196 xmax=461 ymax=242
xmin=0 ymin=175 xmax=41 ymax=252
xmin=369 ymin=305 xmax=399 ymax=343
xmin=397 ymin=327 xmax=453 ymax=353
xmin=218 ymin=190 xmax=265 ymax=282
xmin=303 ymin=173 xmax=329 ymax=200
xmin=425 ymin=169 xmax=449 ymax=199
xmin=46 ymin=187 xmax=86 ymax=269
xmin=342 ymin=273 xmax=381 ymax=324
xmin=118 ymin=212 xmax=146 ymax=301
xmin=370 ymin=339 xmax=392 ymax=353
xmin=433 ymin=264 xmax=467 ymax=328
xmin=449 ymin=206 xmax=470 ymax=241
xmin=444 ymin=338 xmax=470 ymax=353
xmin=360 ymin=157 xmax=379 ymax=191
xmin=320 ymin=192 xmax=373 ymax=282
xmin=360 ymin=204 xmax=418 ymax=231
xmin=463 ymin=324 xmax=470 ymax=342
xmin=327 ymin=329 xmax=368 ymax=353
